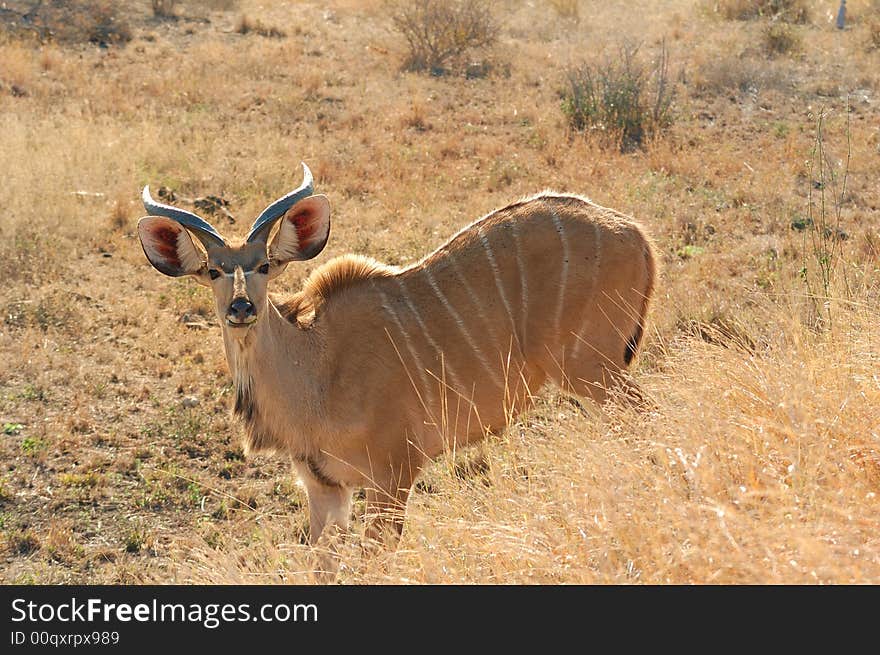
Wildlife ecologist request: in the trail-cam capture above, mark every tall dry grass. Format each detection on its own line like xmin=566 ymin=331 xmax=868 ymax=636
xmin=175 ymin=298 xmax=880 ymax=584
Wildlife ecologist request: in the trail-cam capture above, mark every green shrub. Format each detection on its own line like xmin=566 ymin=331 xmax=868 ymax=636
xmin=561 ymin=41 xmax=675 ymax=152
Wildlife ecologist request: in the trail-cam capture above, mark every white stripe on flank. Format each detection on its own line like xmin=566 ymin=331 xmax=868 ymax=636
xmin=509 ymin=219 xmax=529 ymax=348
xmin=374 ymin=283 xmax=434 ymax=413
xmin=423 ymin=267 xmax=498 ymax=385
xmin=550 ymin=208 xmax=570 ymax=338
xmin=478 ymin=224 xmax=518 ymax=346
xmin=447 ymin=256 xmax=496 ymax=340
xmin=570 ymin=221 xmax=602 ymax=360
xmin=395 ymin=277 xmax=466 ymax=395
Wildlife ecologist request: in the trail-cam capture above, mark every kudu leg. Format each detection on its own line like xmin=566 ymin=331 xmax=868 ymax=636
xmin=304 ymin=480 xmax=352 ymax=545
xmin=302 ymin=480 xmax=352 ymax=580
xmin=363 ymin=474 xmax=413 ymax=550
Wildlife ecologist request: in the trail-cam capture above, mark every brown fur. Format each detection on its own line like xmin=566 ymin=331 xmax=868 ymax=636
xmin=275 ymin=254 xmax=397 ymax=325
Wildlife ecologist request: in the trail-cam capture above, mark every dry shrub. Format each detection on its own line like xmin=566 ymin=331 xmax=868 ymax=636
xmin=386 ymin=0 xmax=498 ymax=74
xmin=762 ymin=21 xmax=801 ymax=56
xmin=561 ymin=41 xmax=675 ymax=152
xmin=715 ymin=0 xmax=810 ymax=23
xmin=401 ymin=100 xmax=431 ymax=132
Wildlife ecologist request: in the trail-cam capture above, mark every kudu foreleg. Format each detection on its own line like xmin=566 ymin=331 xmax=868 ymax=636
xmin=362 ymin=469 xmax=415 ymax=551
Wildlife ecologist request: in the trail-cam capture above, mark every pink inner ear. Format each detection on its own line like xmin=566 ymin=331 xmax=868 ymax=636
xmin=147 ymin=222 xmax=184 ymax=270
xmin=289 ymin=209 xmax=319 ymax=251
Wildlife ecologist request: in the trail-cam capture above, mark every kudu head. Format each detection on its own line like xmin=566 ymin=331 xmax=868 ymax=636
xmin=137 ymin=163 xmax=329 ymax=339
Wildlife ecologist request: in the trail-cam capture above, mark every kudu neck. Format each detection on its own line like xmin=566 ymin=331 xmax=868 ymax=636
xmin=222 ymin=297 xmax=308 ymax=377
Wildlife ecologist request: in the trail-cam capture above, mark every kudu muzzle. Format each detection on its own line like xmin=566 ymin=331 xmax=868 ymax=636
xmin=227 ymin=267 xmax=256 ymax=326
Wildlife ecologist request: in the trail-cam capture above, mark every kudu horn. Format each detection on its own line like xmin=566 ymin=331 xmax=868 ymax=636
xmin=142 ymin=186 xmax=226 ymax=249
xmin=245 ymin=162 xmax=314 ymax=243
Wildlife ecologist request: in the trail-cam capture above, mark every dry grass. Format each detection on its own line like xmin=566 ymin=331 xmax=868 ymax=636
xmin=0 ymin=0 xmax=878 ymax=584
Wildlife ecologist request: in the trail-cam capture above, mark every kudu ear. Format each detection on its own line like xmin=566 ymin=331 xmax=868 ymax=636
xmin=267 ymin=195 xmax=330 ymax=267
xmin=137 ymin=216 xmax=209 ymax=283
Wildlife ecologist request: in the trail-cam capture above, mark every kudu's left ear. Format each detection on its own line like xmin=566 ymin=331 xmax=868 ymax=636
xmin=267 ymin=195 xmax=331 ymax=266
xmin=137 ymin=216 xmax=209 ymax=284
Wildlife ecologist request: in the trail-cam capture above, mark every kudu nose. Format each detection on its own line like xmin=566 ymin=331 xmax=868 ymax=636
xmin=228 ymin=298 xmax=256 ymax=323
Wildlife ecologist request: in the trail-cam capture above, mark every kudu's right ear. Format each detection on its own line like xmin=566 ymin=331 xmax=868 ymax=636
xmin=137 ymin=216 xmax=209 ymax=284
xmin=267 ymin=195 xmax=331 ymax=266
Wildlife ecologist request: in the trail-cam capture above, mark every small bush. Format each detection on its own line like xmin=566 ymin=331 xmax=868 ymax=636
xmin=387 ymin=0 xmax=498 ymax=74
xmin=124 ymin=527 xmax=146 ymax=553
xmin=762 ymin=21 xmax=801 ymax=56
xmin=20 ymin=437 xmax=46 ymax=456
xmin=561 ymin=41 xmax=675 ymax=152
xmin=716 ymin=0 xmax=810 ymax=23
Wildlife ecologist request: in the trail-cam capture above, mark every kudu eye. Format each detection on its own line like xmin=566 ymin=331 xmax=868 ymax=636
xmin=258 ymin=263 xmax=270 ymax=275
xmin=208 ymin=269 xmax=221 ymax=280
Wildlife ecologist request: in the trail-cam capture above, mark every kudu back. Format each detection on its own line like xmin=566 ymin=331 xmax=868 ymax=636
xmin=137 ymin=163 xmax=657 ymax=546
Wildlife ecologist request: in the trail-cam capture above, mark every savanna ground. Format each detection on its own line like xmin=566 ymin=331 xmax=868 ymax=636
xmin=0 ymin=0 xmax=878 ymax=584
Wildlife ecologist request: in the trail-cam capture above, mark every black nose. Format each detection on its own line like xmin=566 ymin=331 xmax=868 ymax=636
xmin=228 ymin=298 xmax=255 ymax=322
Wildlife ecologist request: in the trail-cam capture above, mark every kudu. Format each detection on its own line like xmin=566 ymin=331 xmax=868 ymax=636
xmin=137 ymin=163 xmax=657 ymax=547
